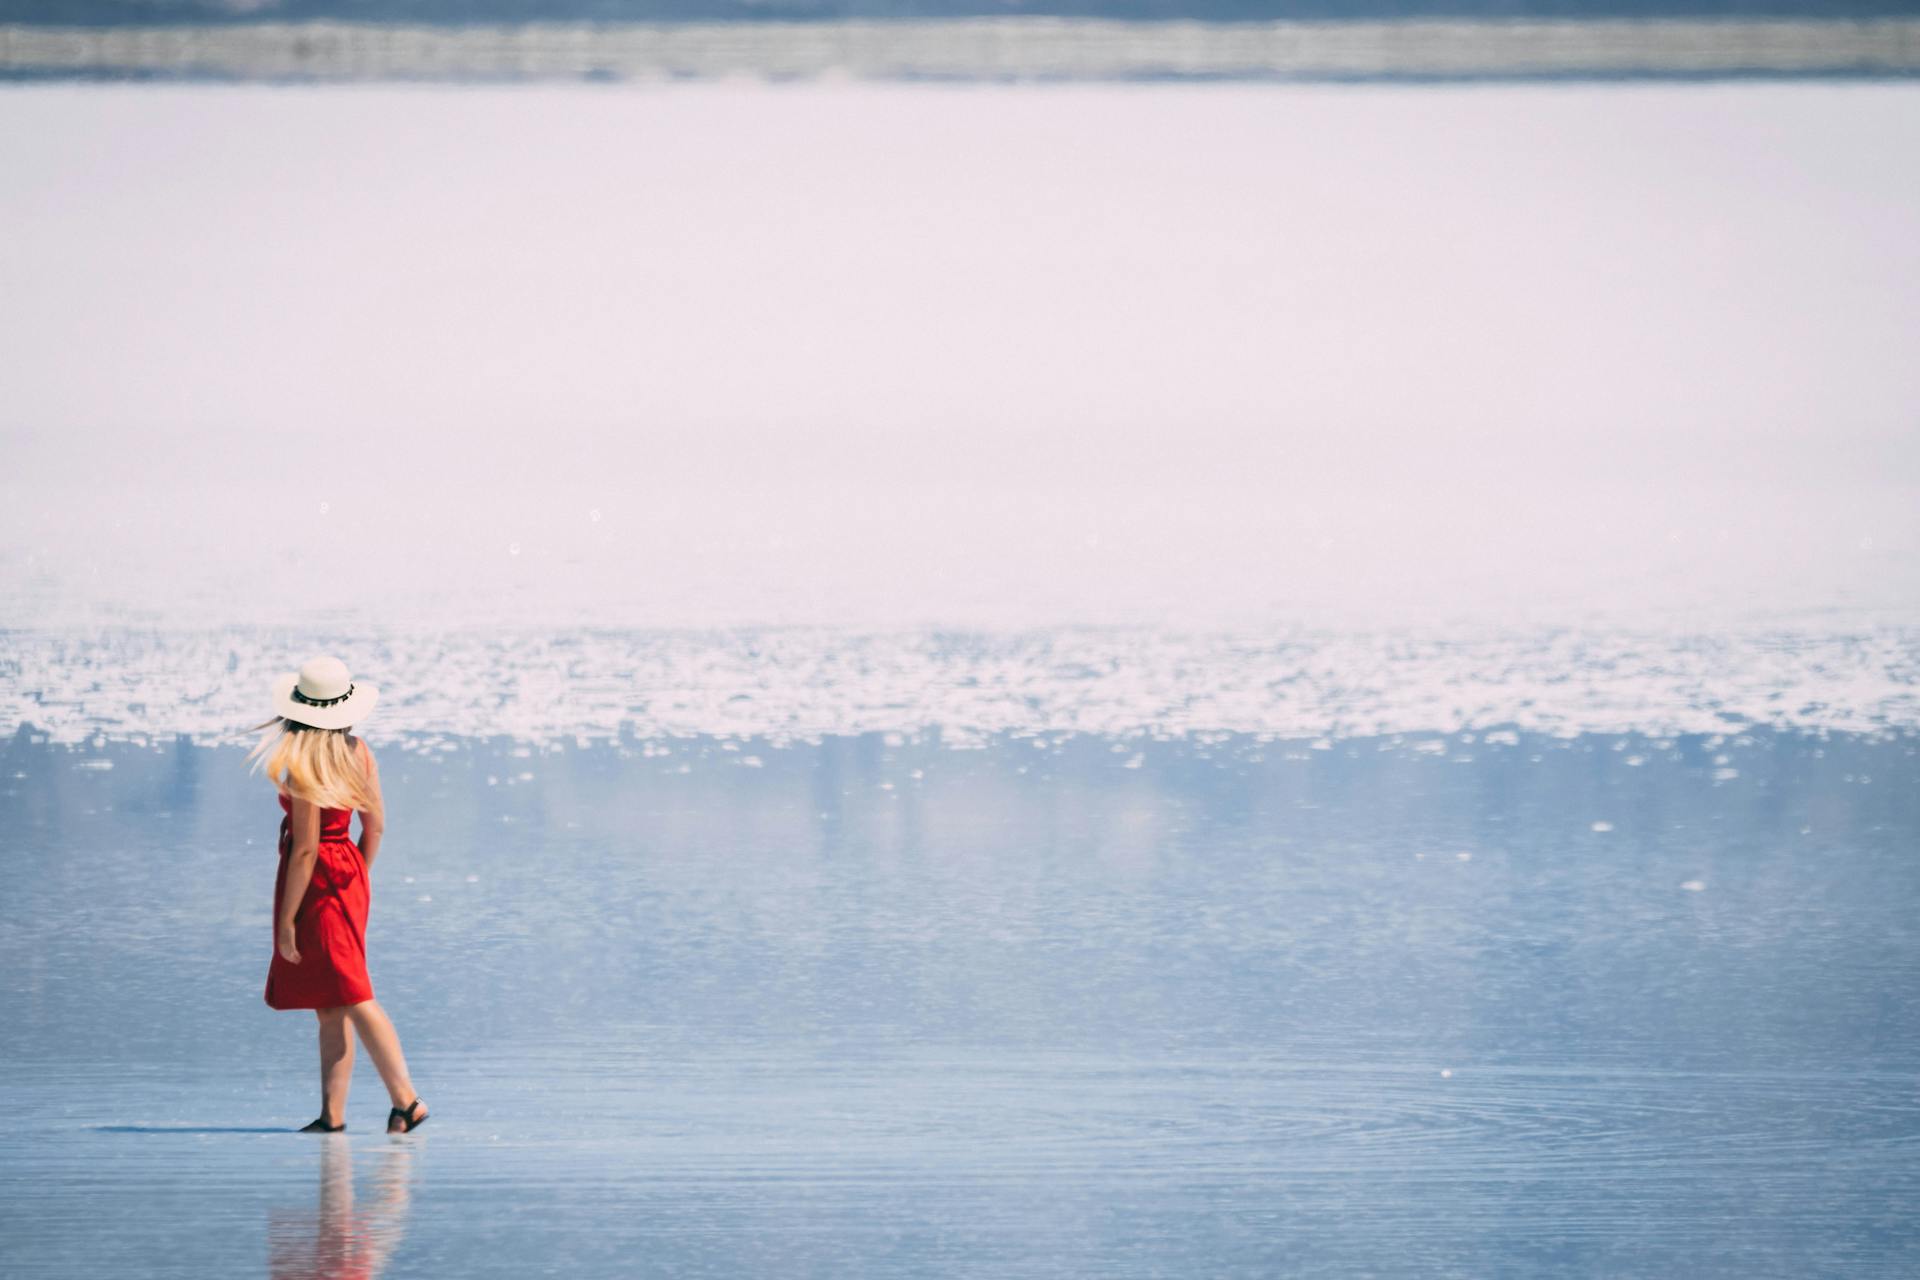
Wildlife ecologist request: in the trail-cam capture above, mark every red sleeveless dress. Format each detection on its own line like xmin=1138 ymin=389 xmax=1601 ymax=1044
xmin=264 ymin=746 xmax=376 ymax=1010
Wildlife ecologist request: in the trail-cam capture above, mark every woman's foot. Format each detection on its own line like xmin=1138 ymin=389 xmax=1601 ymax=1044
xmin=300 ymin=1115 xmax=346 ymax=1133
xmin=387 ymin=1097 xmax=428 ymax=1134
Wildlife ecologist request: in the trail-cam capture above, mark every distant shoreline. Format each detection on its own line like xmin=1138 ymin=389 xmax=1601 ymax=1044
xmin=4 ymin=16 xmax=1918 ymax=82
xmin=8 ymin=622 xmax=1918 ymax=748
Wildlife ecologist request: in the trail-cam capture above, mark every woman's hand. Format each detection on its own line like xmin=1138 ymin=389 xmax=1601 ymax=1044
xmin=277 ymin=920 xmax=302 ymax=964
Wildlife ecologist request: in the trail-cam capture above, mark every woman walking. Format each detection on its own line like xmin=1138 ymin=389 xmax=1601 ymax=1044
xmin=247 ymin=655 xmax=429 ymax=1135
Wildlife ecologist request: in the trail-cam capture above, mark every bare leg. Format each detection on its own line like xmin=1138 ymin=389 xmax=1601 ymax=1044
xmin=316 ymin=1007 xmax=354 ymax=1126
xmin=343 ymin=999 xmax=427 ymax=1129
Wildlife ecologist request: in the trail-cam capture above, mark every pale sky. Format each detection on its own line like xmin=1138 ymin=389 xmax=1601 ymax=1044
xmin=3 ymin=81 xmax=1916 ymax=630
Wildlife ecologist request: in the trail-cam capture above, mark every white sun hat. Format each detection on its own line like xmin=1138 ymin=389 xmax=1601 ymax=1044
xmin=270 ymin=655 xmax=379 ymax=731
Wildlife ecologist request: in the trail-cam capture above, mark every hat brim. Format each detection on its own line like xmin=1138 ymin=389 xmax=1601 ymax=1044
xmin=271 ymin=671 xmax=379 ymax=731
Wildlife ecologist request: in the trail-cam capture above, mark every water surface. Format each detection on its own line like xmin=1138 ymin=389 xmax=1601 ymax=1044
xmin=4 ymin=724 xmax=1916 ymax=1276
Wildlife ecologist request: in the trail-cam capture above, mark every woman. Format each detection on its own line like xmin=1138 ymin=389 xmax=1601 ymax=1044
xmin=247 ymin=655 xmax=429 ymax=1135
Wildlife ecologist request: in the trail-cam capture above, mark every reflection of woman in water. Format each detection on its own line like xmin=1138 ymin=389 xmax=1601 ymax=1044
xmin=268 ymin=1133 xmax=413 ymax=1280
xmin=247 ymin=656 xmax=429 ymax=1135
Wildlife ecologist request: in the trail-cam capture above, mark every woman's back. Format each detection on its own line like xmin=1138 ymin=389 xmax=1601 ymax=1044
xmin=276 ymin=735 xmax=378 ymax=838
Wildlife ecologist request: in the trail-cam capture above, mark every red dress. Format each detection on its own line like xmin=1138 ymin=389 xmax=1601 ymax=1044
xmin=264 ymin=751 xmax=376 ymax=1010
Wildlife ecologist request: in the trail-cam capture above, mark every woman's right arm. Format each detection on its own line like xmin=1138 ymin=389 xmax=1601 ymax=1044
xmin=358 ymin=742 xmax=386 ymax=870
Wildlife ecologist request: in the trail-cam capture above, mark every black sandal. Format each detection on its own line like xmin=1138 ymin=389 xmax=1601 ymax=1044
xmin=300 ymin=1116 xmax=346 ymax=1132
xmin=387 ymin=1098 xmax=428 ymax=1133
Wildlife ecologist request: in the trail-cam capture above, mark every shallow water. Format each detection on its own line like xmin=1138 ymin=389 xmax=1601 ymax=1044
xmin=4 ymin=725 xmax=1917 ymax=1276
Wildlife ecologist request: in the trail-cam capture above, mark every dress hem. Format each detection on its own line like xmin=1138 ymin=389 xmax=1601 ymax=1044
xmin=264 ymin=985 xmax=376 ymax=1012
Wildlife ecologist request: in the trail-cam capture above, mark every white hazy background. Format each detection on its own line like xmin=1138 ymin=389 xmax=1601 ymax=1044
xmin=3 ymin=81 xmax=1917 ymax=632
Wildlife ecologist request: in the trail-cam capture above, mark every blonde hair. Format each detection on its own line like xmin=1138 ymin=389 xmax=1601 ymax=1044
xmin=244 ymin=716 xmax=383 ymax=819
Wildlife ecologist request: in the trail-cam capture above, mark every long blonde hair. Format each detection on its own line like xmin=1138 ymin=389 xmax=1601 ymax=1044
xmin=244 ymin=716 xmax=382 ymax=818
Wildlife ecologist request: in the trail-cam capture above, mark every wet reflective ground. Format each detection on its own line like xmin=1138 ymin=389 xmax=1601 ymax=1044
xmin=4 ymin=727 xmax=1918 ymax=1276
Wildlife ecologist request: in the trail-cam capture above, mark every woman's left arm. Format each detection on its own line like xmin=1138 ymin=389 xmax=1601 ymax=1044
xmin=278 ymin=794 xmax=319 ymax=963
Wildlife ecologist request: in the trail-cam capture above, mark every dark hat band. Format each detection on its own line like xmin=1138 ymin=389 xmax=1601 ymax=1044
xmin=291 ymin=682 xmax=354 ymax=708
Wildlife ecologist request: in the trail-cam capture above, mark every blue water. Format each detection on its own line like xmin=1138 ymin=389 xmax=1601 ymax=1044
xmin=4 ymin=724 xmax=1917 ymax=1276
